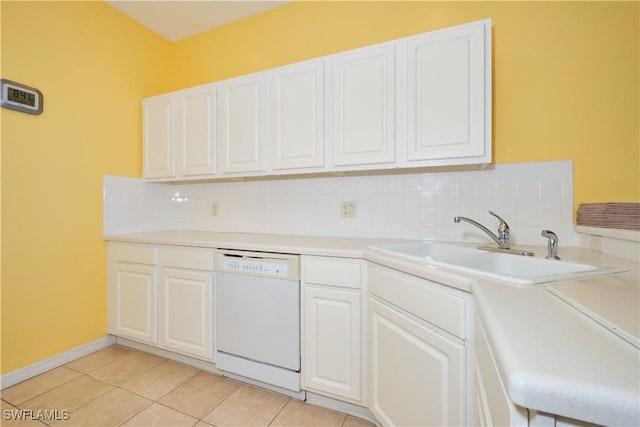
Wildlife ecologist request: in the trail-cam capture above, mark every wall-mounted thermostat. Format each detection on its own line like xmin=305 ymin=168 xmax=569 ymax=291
xmin=1 ymin=79 xmax=43 ymax=115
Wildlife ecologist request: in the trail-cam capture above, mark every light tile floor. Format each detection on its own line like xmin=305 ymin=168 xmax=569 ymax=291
xmin=1 ymin=345 xmax=375 ymax=427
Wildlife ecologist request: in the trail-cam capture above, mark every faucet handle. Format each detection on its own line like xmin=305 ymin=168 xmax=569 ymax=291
xmin=488 ymin=210 xmax=510 ymax=245
xmin=488 ymin=210 xmax=509 ymax=230
xmin=489 ymin=210 xmax=509 ymax=249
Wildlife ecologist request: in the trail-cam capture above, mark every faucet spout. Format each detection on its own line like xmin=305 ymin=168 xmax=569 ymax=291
xmin=454 ymin=210 xmax=512 ymax=249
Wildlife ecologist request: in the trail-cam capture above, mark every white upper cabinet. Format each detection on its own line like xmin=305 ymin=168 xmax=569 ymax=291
xmin=143 ymin=85 xmax=217 ymax=180
xmin=405 ymin=19 xmax=491 ymax=165
xmin=332 ymin=43 xmax=396 ymax=167
xmin=175 ymin=85 xmax=217 ymax=177
xmin=219 ymin=73 xmax=266 ymax=174
xmin=142 ymin=19 xmax=492 ymax=180
xmin=143 ymin=94 xmax=175 ymax=179
xmin=270 ymin=59 xmax=325 ymax=171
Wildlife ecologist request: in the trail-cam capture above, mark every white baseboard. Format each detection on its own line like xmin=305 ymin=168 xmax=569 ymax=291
xmin=0 ymin=335 xmax=116 ymax=390
xmin=306 ymin=392 xmax=378 ymax=425
xmin=115 ymin=337 xmax=218 ymax=373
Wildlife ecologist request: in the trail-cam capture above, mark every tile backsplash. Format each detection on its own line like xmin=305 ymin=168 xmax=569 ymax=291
xmin=104 ymin=160 xmax=574 ymax=246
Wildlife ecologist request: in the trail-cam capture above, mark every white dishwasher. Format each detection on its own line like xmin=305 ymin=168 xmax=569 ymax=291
xmin=214 ymin=249 xmax=301 ymax=393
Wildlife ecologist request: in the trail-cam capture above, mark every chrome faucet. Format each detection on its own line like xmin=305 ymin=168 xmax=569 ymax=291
xmin=454 ymin=211 xmax=535 ymax=256
xmin=454 ymin=210 xmax=510 ymax=248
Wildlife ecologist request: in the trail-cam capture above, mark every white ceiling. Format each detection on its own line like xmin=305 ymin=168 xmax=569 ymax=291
xmin=106 ymin=1 xmax=292 ymax=42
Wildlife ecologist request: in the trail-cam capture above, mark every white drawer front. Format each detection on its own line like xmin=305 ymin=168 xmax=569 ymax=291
xmin=369 ymin=263 xmax=468 ymax=339
xmin=302 ymin=256 xmax=364 ymax=289
xmin=111 ymin=243 xmax=156 ymax=265
xmin=159 ymin=247 xmax=214 ymax=271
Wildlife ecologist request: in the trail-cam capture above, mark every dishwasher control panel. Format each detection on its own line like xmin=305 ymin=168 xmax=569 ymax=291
xmin=215 ymin=249 xmax=300 ymax=280
xmin=222 ymin=258 xmax=289 ymax=276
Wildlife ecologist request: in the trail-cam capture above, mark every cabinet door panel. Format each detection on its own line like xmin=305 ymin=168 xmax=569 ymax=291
xmin=370 ymin=297 xmax=465 ymax=427
xmin=108 ymin=263 xmax=157 ymax=344
xmin=219 ymin=75 xmax=266 ymax=173
xmin=176 ymin=85 xmax=217 ymax=176
xmin=407 ymin=20 xmax=490 ymax=162
xmin=303 ymin=286 xmax=362 ymax=402
xmin=159 ymin=269 xmax=213 ymax=359
xmin=332 ymin=44 xmax=396 ymax=166
xmin=143 ymin=95 xmax=175 ymax=178
xmin=271 ymin=60 xmax=325 ymax=170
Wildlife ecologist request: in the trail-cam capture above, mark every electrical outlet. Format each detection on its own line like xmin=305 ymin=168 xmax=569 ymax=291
xmin=211 ymin=202 xmax=219 ymax=217
xmin=589 ymin=235 xmax=602 ymax=252
xmin=341 ymin=201 xmax=357 ymax=219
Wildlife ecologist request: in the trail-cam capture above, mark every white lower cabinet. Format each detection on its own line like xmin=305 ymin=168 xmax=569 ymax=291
xmin=108 ymin=262 xmax=157 ymax=345
xmin=368 ymin=262 xmax=471 ymax=427
xmin=370 ymin=298 xmax=465 ymax=426
xmin=107 ymin=244 xmax=157 ymax=344
xmin=156 ymin=246 xmax=214 ymax=360
xmin=301 ymin=256 xmax=367 ymax=405
xmin=107 ymin=243 xmax=215 ymax=361
xmin=159 ymin=268 xmax=213 ymax=360
xmin=474 ymin=312 xmax=528 ymax=427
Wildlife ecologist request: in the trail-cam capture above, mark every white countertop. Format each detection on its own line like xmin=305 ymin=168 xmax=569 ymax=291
xmin=105 ymin=231 xmax=640 ymax=426
xmin=473 ymin=275 xmax=639 ymax=426
xmin=105 ymin=230 xmax=405 ymax=258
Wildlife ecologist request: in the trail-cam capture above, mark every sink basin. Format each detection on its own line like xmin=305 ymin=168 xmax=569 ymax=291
xmin=433 ymin=252 xmax=627 ymax=285
xmin=374 ymin=242 xmax=486 ymax=259
xmin=372 ymin=242 xmax=627 ymax=285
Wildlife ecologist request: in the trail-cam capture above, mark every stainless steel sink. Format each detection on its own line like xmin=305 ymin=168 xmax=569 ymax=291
xmin=373 ymin=242 xmax=627 ymax=285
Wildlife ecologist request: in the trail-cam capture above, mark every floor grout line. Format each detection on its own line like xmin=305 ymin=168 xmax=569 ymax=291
xmin=5 ymin=345 xmax=373 ymax=427
xmin=266 ymin=396 xmax=291 ymax=426
xmin=116 ymin=396 xmax=155 ymax=427
xmin=2 ymin=367 xmax=84 ymax=408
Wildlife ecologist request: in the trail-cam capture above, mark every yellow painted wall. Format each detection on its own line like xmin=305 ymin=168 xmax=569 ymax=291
xmin=171 ymin=0 xmax=639 ymax=209
xmin=1 ymin=1 xmax=171 ymax=373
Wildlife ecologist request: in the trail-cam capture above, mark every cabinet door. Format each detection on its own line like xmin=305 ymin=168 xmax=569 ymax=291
xmin=219 ymin=74 xmax=266 ymax=174
xmin=143 ymin=94 xmax=175 ymax=178
xmin=406 ymin=19 xmax=491 ymax=164
xmin=271 ymin=60 xmax=325 ymax=171
xmin=108 ymin=263 xmax=157 ymax=344
xmin=159 ymin=268 xmax=213 ymax=360
xmin=332 ymin=43 xmax=396 ymax=166
xmin=370 ymin=297 xmax=465 ymax=427
xmin=175 ymin=85 xmax=217 ymax=177
xmin=302 ymin=285 xmax=362 ymax=403
xmin=474 ymin=313 xmax=528 ymax=427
